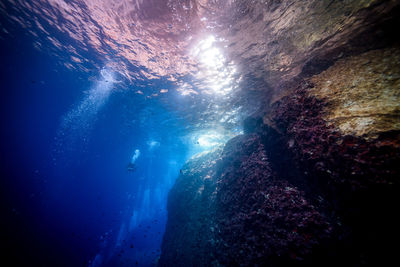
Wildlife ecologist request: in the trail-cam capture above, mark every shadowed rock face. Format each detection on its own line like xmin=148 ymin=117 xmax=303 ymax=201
xmin=214 ymin=135 xmax=333 ymax=266
xmin=160 ymin=85 xmax=400 ymax=265
xmin=261 ymin=79 xmax=400 ymax=265
xmin=160 ymin=1 xmax=400 ymax=265
xmin=214 ymin=0 xmax=400 ymax=98
xmin=159 ymin=147 xmax=222 ymax=266
xmin=160 ymin=135 xmax=336 ymax=266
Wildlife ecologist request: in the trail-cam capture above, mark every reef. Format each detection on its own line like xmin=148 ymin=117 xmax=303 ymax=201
xmin=160 ymin=1 xmax=400 ymax=266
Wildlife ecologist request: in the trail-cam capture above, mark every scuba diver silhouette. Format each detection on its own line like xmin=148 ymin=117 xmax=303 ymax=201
xmin=127 ymin=149 xmax=140 ymax=172
xmin=127 ymin=162 xmax=136 ymax=172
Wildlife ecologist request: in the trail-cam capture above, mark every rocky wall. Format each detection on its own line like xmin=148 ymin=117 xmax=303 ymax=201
xmin=214 ymin=0 xmax=400 ymax=100
xmin=159 ymin=147 xmax=222 ymax=266
xmin=160 ymin=1 xmax=400 ymax=266
xmin=160 ymin=47 xmax=400 ymax=266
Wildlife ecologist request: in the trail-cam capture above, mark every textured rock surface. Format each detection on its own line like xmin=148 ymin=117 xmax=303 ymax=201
xmin=160 ymin=135 xmax=336 ymax=266
xmin=263 ymin=79 xmax=400 ymax=265
xmin=309 ymin=46 xmax=400 ymax=139
xmin=268 ymin=80 xmax=400 ymax=189
xmin=214 ymin=135 xmax=333 ymax=266
xmin=214 ymin=0 xmax=400 ymax=96
xmin=159 ymin=147 xmax=222 ymax=266
xmin=161 ymin=81 xmax=400 ymax=265
xmin=160 ymin=1 xmax=400 ymax=266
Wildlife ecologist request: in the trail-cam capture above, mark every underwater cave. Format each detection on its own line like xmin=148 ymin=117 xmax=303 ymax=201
xmin=1 ymin=0 xmax=399 ymax=266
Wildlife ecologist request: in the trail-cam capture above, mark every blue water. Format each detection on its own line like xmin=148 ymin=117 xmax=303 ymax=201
xmin=0 ymin=15 xmax=192 ymax=267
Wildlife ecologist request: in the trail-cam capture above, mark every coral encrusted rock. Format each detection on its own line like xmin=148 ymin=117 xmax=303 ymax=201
xmin=214 ymin=134 xmax=332 ymax=266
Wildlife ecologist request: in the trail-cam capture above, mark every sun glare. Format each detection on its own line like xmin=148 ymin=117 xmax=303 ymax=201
xmin=178 ymin=35 xmax=237 ymax=96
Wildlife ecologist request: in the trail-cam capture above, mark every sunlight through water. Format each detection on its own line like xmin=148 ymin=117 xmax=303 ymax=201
xmin=190 ymin=35 xmax=237 ymax=95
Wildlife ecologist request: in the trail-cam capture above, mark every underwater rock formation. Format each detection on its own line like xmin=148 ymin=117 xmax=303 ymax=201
xmin=160 ymin=147 xmax=222 ymax=265
xmin=160 ymin=1 xmax=400 ymax=266
xmin=160 ymin=82 xmax=399 ymax=265
xmin=160 ymin=134 xmax=335 ymax=266
xmin=214 ymin=135 xmax=333 ymax=266
xmin=215 ymin=0 xmax=400 ymax=97
xmin=261 ymin=47 xmax=400 ymax=265
xmin=308 ymin=46 xmax=400 ymax=139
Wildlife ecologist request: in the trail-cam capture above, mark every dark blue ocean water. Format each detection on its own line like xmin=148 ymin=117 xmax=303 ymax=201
xmin=0 ymin=14 xmax=194 ymax=267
